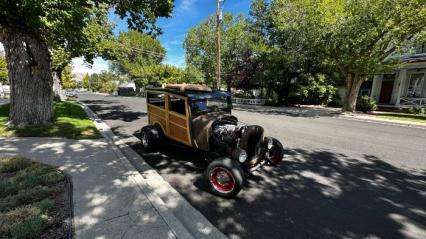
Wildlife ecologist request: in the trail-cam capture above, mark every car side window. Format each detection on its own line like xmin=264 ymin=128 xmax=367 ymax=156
xmin=169 ymin=95 xmax=186 ymax=115
xmin=147 ymin=92 xmax=165 ymax=108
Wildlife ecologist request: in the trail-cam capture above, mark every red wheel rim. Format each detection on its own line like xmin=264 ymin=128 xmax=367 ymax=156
xmin=210 ymin=167 xmax=235 ymax=193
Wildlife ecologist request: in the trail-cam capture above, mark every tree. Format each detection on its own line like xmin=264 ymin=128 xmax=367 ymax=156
xmin=184 ymin=13 xmax=257 ymax=90
xmin=89 ymin=72 xmax=117 ymax=93
xmin=51 ymin=7 xmax=114 ymax=100
xmin=104 ymin=30 xmax=165 ymax=75
xmin=0 ymin=0 xmax=173 ymax=127
xmin=275 ymin=0 xmax=426 ymax=111
xmin=103 ymin=30 xmax=166 ymax=92
xmin=61 ymin=66 xmax=78 ymax=90
xmin=248 ymin=0 xmax=336 ymax=104
xmin=82 ymin=74 xmax=91 ymax=91
xmin=0 ymin=55 xmax=7 ymax=84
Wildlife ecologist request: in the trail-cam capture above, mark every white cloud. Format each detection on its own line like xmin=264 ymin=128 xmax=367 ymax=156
xmin=164 ymin=55 xmax=185 ymax=68
xmin=71 ymin=57 xmax=109 ymax=75
xmin=178 ymin=0 xmax=196 ymax=12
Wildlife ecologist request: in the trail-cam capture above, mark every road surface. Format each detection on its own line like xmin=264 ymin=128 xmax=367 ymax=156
xmin=79 ymin=93 xmax=426 ymax=239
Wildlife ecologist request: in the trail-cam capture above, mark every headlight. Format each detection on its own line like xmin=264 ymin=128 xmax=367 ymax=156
xmin=267 ymin=138 xmax=274 ymax=149
xmin=238 ymin=150 xmax=247 ymax=163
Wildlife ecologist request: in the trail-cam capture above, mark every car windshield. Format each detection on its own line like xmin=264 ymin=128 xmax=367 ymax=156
xmin=189 ymin=91 xmax=231 ymax=117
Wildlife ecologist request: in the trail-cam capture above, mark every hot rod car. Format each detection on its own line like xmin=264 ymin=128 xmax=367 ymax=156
xmin=140 ymin=84 xmax=284 ymax=198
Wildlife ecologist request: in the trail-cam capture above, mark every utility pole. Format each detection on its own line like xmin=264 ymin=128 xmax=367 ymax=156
xmin=216 ymin=0 xmax=221 ymax=90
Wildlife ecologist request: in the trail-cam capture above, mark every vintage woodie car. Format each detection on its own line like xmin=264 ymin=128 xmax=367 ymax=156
xmin=140 ymin=84 xmax=284 ymax=198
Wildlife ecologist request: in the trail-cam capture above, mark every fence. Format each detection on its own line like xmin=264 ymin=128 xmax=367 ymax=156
xmin=399 ymin=97 xmax=426 ymax=109
xmin=232 ymin=97 xmax=266 ymax=106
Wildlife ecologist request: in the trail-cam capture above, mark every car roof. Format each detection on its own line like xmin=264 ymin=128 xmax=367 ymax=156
xmin=146 ymin=87 xmax=230 ymax=100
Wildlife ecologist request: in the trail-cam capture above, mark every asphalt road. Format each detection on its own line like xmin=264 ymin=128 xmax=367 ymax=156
xmin=79 ymin=93 xmax=426 ymax=239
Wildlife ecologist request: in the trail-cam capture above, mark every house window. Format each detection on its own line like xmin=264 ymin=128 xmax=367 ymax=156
xmin=416 ymin=42 xmax=426 ymax=54
xmin=407 ymin=73 xmax=424 ymax=97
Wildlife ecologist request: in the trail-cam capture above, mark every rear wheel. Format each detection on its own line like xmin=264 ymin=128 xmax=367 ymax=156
xmin=206 ymin=157 xmax=244 ymax=198
xmin=140 ymin=125 xmax=160 ymax=151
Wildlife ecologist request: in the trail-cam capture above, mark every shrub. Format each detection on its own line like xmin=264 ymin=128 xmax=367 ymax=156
xmin=0 ymin=181 xmax=18 ymax=198
xmin=0 ymin=157 xmax=31 ymax=173
xmin=413 ymin=107 xmax=425 ymax=115
xmin=10 ymin=215 xmax=48 ymax=239
xmin=356 ymin=95 xmax=377 ymax=113
xmin=327 ymin=91 xmax=343 ymax=107
xmin=41 ymin=170 xmax=65 ymax=185
xmin=33 ymin=199 xmax=54 ymax=212
xmin=402 ymin=107 xmax=425 ymax=115
xmin=0 ymin=185 xmax=51 ymax=212
xmin=0 ymin=205 xmax=44 ymax=237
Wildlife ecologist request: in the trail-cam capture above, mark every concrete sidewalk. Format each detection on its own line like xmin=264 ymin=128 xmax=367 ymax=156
xmin=0 ymin=137 xmax=187 ymax=239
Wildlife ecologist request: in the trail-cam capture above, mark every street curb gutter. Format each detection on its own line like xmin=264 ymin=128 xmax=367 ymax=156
xmin=233 ymin=105 xmax=426 ymax=130
xmin=79 ymin=102 xmax=227 ymax=239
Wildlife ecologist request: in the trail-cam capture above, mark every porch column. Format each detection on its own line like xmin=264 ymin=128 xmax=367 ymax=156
xmin=395 ymin=69 xmax=407 ymax=107
xmin=371 ymin=74 xmax=383 ymax=103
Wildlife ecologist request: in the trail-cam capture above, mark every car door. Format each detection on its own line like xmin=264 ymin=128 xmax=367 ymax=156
xmin=167 ymin=94 xmax=192 ymax=146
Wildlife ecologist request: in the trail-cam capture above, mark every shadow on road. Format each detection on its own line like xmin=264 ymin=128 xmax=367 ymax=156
xmin=131 ymin=141 xmax=426 ymax=239
xmin=81 ymin=99 xmax=146 ymax=122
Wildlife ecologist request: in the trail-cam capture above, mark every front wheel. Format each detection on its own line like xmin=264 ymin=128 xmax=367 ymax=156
xmin=264 ymin=137 xmax=284 ymax=166
xmin=206 ymin=157 xmax=245 ymax=198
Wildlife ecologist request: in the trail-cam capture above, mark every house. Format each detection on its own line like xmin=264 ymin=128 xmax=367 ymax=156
xmin=371 ymin=43 xmax=426 ymax=109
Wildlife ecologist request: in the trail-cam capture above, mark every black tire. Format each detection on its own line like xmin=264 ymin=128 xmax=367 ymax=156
xmin=265 ymin=137 xmax=284 ymax=165
xmin=206 ymin=157 xmax=245 ymax=198
xmin=139 ymin=125 xmax=159 ymax=152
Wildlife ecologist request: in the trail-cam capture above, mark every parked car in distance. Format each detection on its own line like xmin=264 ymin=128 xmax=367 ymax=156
xmin=117 ymin=87 xmax=136 ymax=96
xmin=140 ymin=84 xmax=284 ymax=198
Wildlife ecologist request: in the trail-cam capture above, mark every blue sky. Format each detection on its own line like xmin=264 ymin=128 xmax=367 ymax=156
xmin=72 ymin=0 xmax=252 ymax=74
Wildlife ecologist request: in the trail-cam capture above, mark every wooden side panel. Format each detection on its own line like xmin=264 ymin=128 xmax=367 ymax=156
xmin=148 ymin=104 xmax=166 ymax=132
xmin=168 ymin=123 xmax=189 ymax=143
xmin=169 ymin=113 xmax=186 ymax=127
xmin=168 ymin=111 xmax=190 ymax=145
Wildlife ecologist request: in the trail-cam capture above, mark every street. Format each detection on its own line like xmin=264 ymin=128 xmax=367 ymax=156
xmin=79 ymin=93 xmax=426 ymax=239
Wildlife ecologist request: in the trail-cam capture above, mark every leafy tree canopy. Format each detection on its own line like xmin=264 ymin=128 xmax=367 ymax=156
xmin=132 ymin=64 xmax=205 ymax=88
xmin=266 ymin=0 xmax=426 ymax=110
xmin=104 ymin=30 xmax=166 ymax=76
xmin=61 ymin=66 xmax=78 ymax=89
xmin=184 ymin=13 xmax=259 ymax=89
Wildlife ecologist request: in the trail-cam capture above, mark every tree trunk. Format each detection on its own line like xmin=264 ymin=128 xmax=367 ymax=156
xmin=0 ymin=27 xmax=54 ymax=127
xmin=343 ymin=73 xmax=365 ymax=112
xmin=53 ymin=70 xmax=65 ymax=101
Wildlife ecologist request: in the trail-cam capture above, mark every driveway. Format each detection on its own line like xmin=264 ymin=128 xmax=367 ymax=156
xmin=79 ymin=93 xmax=426 ymax=239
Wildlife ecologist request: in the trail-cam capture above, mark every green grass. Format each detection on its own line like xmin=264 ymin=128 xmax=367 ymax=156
xmin=0 ymin=101 xmax=101 ymax=139
xmin=376 ymin=113 xmax=426 ymax=123
xmin=0 ymin=156 xmax=65 ymax=239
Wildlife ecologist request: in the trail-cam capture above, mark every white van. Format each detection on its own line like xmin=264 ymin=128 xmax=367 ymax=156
xmin=0 ymin=84 xmax=10 ymax=99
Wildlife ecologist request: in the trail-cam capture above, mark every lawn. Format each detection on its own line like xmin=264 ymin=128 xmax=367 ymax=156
xmin=376 ymin=113 xmax=426 ymax=123
xmin=0 ymin=156 xmax=71 ymax=239
xmin=0 ymin=101 xmax=102 ymax=139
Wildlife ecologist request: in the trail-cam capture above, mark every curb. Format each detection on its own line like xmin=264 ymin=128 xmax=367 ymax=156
xmin=336 ymin=114 xmax=426 ymax=130
xmin=79 ymin=101 xmax=227 ymax=239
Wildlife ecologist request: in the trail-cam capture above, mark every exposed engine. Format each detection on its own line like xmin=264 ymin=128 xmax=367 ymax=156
xmin=211 ymin=117 xmax=246 ymax=155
